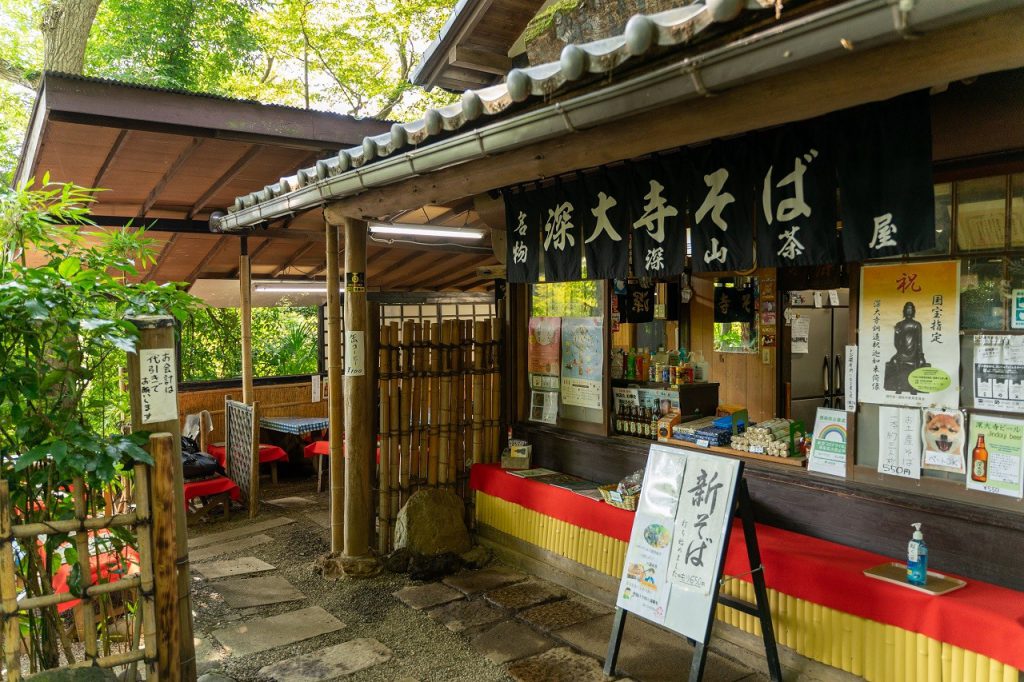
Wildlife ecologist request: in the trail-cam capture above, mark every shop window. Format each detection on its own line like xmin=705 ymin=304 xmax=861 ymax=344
xmin=956 ymin=176 xmax=1007 ymax=251
xmin=527 ymin=281 xmax=605 ymax=428
xmin=960 ymin=257 xmax=1006 ymax=330
xmin=712 ymin=279 xmax=758 ymax=354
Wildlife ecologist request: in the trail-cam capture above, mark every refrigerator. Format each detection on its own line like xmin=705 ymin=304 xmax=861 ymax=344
xmin=787 ymin=289 xmax=849 ymax=431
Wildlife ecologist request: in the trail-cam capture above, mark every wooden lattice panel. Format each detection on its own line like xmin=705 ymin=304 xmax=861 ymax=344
xmin=224 ymin=399 xmax=260 ymax=518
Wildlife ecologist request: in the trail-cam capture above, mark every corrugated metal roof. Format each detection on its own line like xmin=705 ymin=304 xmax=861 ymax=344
xmin=225 ymin=3 xmax=728 ymax=215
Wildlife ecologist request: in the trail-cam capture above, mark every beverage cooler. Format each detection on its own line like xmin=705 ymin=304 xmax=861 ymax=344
xmin=787 ymin=289 xmax=849 ymax=430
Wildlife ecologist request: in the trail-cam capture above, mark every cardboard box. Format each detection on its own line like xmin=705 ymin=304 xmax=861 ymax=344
xmin=657 ymin=412 xmax=682 ymax=442
xmin=502 ymin=443 xmax=532 ymax=470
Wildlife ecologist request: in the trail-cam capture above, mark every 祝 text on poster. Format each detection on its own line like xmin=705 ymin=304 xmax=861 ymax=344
xmin=858 ymin=261 xmax=960 ymax=408
xmin=139 ymin=348 xmax=178 ymax=424
xmin=966 ymin=414 xmax=1024 ymax=499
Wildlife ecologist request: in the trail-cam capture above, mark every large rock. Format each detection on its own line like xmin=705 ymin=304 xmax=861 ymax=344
xmin=394 ymin=489 xmax=471 ymax=556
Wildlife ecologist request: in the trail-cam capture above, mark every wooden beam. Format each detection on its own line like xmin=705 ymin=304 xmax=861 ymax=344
xmin=92 ymin=129 xmax=130 ymax=188
xmin=373 ymin=252 xmax=437 ymax=288
xmin=448 ymin=45 xmax=511 ymax=76
xmin=184 ymin=236 xmax=230 ymax=284
xmin=328 ymin=8 xmax=1024 ymax=220
xmin=142 ymin=233 xmax=180 ymax=283
xmin=137 ymin=137 xmax=203 ymax=218
xmin=187 ymin=144 xmax=264 ymax=219
xmin=365 ymin=248 xmax=389 ymax=268
xmin=457 ymin=278 xmax=489 ymax=291
xmin=270 ymin=241 xmax=318 ymax=278
xmin=240 ymin=242 xmax=254 ymax=404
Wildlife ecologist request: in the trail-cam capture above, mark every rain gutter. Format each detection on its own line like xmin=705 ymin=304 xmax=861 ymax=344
xmin=214 ymin=0 xmax=1015 ymax=232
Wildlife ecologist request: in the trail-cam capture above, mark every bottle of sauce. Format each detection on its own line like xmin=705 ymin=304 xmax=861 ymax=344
xmin=971 ymin=434 xmax=988 ymax=482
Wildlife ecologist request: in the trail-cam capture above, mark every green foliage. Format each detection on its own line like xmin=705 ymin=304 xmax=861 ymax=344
xmin=530 ymin=281 xmax=601 ymax=318
xmin=180 ymin=304 xmax=319 ymax=382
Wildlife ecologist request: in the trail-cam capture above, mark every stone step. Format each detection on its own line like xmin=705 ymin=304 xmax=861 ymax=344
xmin=190 ymin=533 xmax=273 ymax=563
xmin=212 ymin=606 xmax=345 ymax=657
xmin=193 ymin=556 xmax=275 ymax=580
xmin=212 ymin=575 xmax=305 ymax=608
xmin=257 ymin=637 xmax=392 ymax=681
xmin=188 ymin=516 xmax=295 ymax=550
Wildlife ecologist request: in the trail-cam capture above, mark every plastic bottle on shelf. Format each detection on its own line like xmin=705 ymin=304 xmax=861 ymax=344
xmin=626 ymin=348 xmax=636 ymax=380
xmin=667 ymin=348 xmax=680 ymax=367
xmin=692 ymin=351 xmax=709 ymax=383
xmin=636 ymin=349 xmax=646 ymax=383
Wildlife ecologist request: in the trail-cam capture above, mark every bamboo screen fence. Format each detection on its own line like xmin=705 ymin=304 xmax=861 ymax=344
xmin=0 ymin=434 xmax=181 ymax=681
xmin=377 ymin=317 xmax=502 ymax=552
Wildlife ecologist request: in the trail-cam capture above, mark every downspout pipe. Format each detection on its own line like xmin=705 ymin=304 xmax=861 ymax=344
xmin=213 ymin=0 xmax=1016 ymax=232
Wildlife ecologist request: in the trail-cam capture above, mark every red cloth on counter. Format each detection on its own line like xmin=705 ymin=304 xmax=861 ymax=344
xmin=469 ymin=463 xmax=1024 ymax=670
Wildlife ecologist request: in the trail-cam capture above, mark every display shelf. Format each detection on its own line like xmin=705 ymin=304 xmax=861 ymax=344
xmin=661 ymin=437 xmax=807 ymax=468
xmin=611 ymin=378 xmax=720 ymax=390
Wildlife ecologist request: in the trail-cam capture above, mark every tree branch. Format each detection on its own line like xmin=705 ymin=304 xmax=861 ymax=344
xmin=0 ymin=56 xmax=37 ymax=89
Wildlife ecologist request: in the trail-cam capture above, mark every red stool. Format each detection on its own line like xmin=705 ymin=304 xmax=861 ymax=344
xmin=184 ymin=475 xmax=241 ymax=522
xmin=304 ymin=440 xmax=330 ymax=493
xmin=208 ymin=443 xmax=288 ymax=484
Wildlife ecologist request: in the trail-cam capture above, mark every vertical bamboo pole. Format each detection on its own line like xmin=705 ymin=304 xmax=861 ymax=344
xmin=448 ymin=321 xmax=461 ymax=490
xmin=471 ymin=320 xmax=486 ymax=466
xmin=455 ymin=321 xmax=468 ymax=486
xmin=399 ymin=321 xmax=414 ymax=507
xmin=343 ymin=216 xmax=373 ymax=562
xmin=437 ymin=321 xmax=452 ymax=488
xmin=132 ymin=463 xmax=159 ymax=682
xmin=377 ymin=324 xmax=391 ymax=553
xmin=239 ymin=237 xmax=254 ymax=405
xmin=489 ymin=316 xmax=503 ymax=462
xmin=388 ymin=323 xmax=401 ymax=537
xmin=325 ymin=220 xmax=344 ymax=552
xmin=71 ymin=476 xmax=98 ymax=665
xmin=460 ymin=320 xmax=472 ymax=488
xmin=427 ymin=321 xmax=441 ymax=487
xmin=149 ymin=434 xmax=181 ymax=681
xmin=0 ymin=481 xmax=21 ymax=682
xmin=410 ymin=322 xmax=424 ymax=490
xmin=126 ymin=315 xmax=195 ymax=679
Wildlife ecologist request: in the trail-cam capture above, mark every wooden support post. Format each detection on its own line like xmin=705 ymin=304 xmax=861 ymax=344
xmin=240 ymin=237 xmax=254 ymax=405
xmin=489 ymin=316 xmax=503 ymax=462
xmin=132 ymin=463 xmax=160 ymax=682
xmin=342 ymin=217 xmax=377 ymax=573
xmin=427 ymin=322 xmax=441 ymax=487
xmin=399 ymin=321 xmax=413 ymax=508
xmin=0 ymin=482 xmax=21 ymax=681
xmin=149 ymin=434 xmax=181 ymax=681
xmin=325 ymin=220 xmax=344 ymax=552
xmin=377 ymin=323 xmax=391 ymax=553
xmin=438 ymin=321 xmax=452 ymax=488
xmin=126 ymin=315 xmax=195 ymax=680
xmin=71 ymin=476 xmax=99 ymax=665
xmin=387 ymin=323 xmax=400 ymax=542
xmin=409 ymin=322 xmax=423 ymax=490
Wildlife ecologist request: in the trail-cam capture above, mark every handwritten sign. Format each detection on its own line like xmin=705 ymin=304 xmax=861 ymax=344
xmin=345 ymin=331 xmax=365 ymax=376
xmin=878 ymin=406 xmax=921 ymax=479
xmin=844 ymin=345 xmax=858 ymax=412
xmin=139 ymin=348 xmax=178 ymax=424
xmin=311 ymin=374 xmax=321 ymax=403
xmin=668 ymin=455 xmax=736 ymax=595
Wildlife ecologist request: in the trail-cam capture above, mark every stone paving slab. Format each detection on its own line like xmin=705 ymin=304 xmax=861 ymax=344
xmin=194 ymin=556 xmax=276 ymax=580
xmin=427 ymin=598 xmax=505 ymax=633
xmin=266 ymin=496 xmax=316 ymax=509
xmin=470 ymin=620 xmax=554 ymax=665
xmin=213 ymin=575 xmax=305 ymax=608
xmin=484 ymin=579 xmax=565 ymax=611
xmin=443 ymin=567 xmax=527 ymax=596
xmin=556 ymin=614 xmax=751 ymax=682
xmin=518 ymin=598 xmax=610 ymax=632
xmin=257 ymin=637 xmax=392 ymax=681
xmin=394 ymin=582 xmax=465 ymax=610
xmin=190 ymin=533 xmax=274 ymax=563
xmin=188 ymin=517 xmax=295 ymax=550
xmin=193 ymin=636 xmax=226 ymax=676
xmin=507 ymin=646 xmax=609 ymax=682
xmin=212 ymin=606 xmax=345 ymax=657
xmin=306 ymin=510 xmax=331 ymax=528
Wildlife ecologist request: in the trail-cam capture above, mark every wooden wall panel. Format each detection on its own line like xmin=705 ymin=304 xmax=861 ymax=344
xmin=178 ymin=379 xmax=329 ymax=443
xmin=690 ymin=270 xmax=777 ymax=422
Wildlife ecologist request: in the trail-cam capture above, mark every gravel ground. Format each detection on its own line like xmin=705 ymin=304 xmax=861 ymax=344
xmin=188 ymin=479 xmax=514 ymax=682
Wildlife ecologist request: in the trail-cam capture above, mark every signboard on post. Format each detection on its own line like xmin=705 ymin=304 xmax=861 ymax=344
xmin=607 ymin=446 xmax=781 ymax=681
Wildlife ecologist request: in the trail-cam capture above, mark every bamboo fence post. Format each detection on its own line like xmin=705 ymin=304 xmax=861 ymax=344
xmin=324 ymin=220 xmax=344 ymax=552
xmin=0 ymin=481 xmax=20 ymax=681
xmin=437 ymin=321 xmax=452 ymax=488
xmin=460 ymin=320 xmax=472 ymax=488
xmin=489 ymin=316 xmax=503 ymax=463
xmin=149 ymin=434 xmax=181 ymax=681
xmin=428 ymin=321 xmax=441 ymax=487
xmin=239 ymin=238 xmax=254 ymax=404
xmin=377 ymin=323 xmax=391 ymax=553
xmin=399 ymin=321 xmax=414 ymax=508
xmin=449 ymin=321 xmax=461 ymax=491
xmin=472 ymin=321 xmax=486 ymax=466
xmin=410 ymin=322 xmax=424 ymax=489
xmin=388 ymin=322 xmax=401 ymax=541
xmin=71 ymin=476 xmax=99 ymax=666
xmin=132 ymin=463 xmax=159 ymax=681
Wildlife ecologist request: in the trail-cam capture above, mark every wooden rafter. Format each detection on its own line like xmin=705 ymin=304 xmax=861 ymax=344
xmin=270 ymin=241 xmax=318 ymax=278
xmin=371 ymin=252 xmax=431 ymax=287
xmin=184 ymin=236 xmax=231 ymax=284
xmin=401 ymin=253 xmax=481 ymax=290
xmin=137 ymin=137 xmax=203 ymax=218
xmin=92 ymin=129 xmax=130 ymax=188
xmin=457 ymin=277 xmax=489 ymax=291
xmin=187 ymin=144 xmax=264 ymax=219
xmin=142 ymin=233 xmax=180 ymax=283
xmin=431 ymin=267 xmax=488 ymax=291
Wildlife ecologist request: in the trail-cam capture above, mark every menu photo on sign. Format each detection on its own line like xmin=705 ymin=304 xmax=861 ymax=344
xmin=971 ymin=335 xmax=1024 ymax=413
xmin=858 ymin=261 xmax=960 ymax=408
xmin=878 ymin=406 xmax=922 ymax=479
xmin=807 ymin=408 xmax=848 ymax=478
xmin=560 ymin=317 xmax=604 ymax=408
xmin=139 ymin=348 xmax=178 ymax=424
xmin=966 ymin=414 xmax=1024 ymax=499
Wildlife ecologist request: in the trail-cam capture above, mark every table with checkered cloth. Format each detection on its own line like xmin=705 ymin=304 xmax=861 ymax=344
xmin=259 ymin=416 xmax=329 ymax=435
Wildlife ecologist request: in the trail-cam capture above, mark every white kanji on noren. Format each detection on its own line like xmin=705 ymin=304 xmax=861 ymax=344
xmin=695 ymin=168 xmax=734 ymax=231
xmin=644 ymin=246 xmax=665 ymax=272
xmin=514 ymin=210 xmax=528 ymax=236
xmin=762 ymin=149 xmax=818 ymax=225
xmin=703 ymin=237 xmax=727 ymax=265
xmin=868 ymin=212 xmax=898 ymax=250
xmin=633 ymin=179 xmax=677 ymax=243
xmin=776 ymin=226 xmax=805 ymax=261
xmin=512 ymin=241 xmax=528 ymax=264
xmin=543 ymin=201 xmax=575 ymax=251
xmin=585 ymin=191 xmax=622 ymax=243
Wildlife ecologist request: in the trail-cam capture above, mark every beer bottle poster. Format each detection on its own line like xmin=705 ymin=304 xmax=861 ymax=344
xmin=857 ymin=261 xmax=960 ymax=408
xmin=966 ymin=414 xmax=1024 ymax=499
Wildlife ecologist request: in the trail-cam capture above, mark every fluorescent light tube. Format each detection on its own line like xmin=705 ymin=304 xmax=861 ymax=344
xmin=369 ymin=224 xmax=484 ymax=239
xmin=254 ymin=284 xmax=343 ymax=294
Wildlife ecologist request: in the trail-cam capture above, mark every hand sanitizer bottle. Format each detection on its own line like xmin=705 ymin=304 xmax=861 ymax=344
xmin=907 ymin=523 xmax=928 ymax=586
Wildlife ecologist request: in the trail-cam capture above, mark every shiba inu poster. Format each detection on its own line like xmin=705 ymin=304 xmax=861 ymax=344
xmin=858 ymin=261 xmax=960 ymax=408
xmin=922 ymin=408 xmax=966 ymax=474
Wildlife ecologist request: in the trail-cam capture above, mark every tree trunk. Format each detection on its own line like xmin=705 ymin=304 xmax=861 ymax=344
xmin=41 ymin=0 xmax=102 ymax=75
